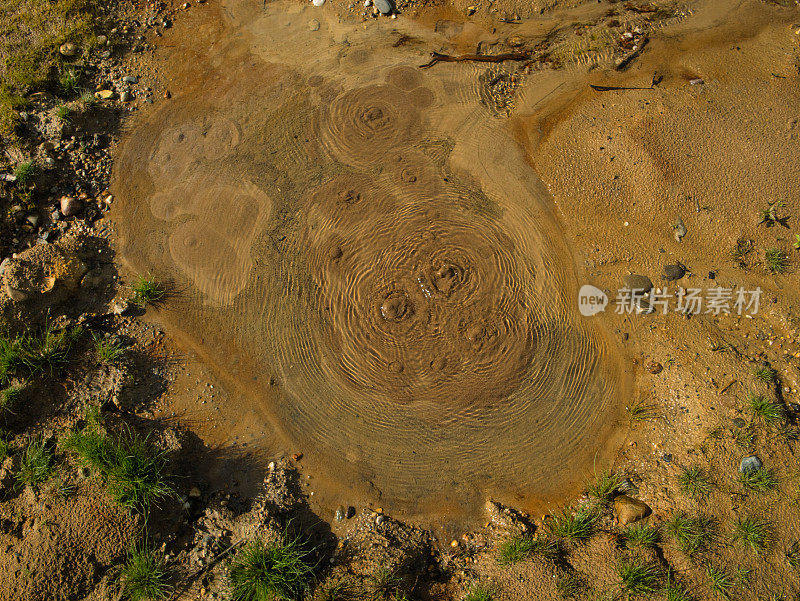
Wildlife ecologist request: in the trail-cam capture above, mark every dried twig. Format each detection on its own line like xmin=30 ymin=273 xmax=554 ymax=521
xmin=419 ymin=51 xmax=530 ymax=69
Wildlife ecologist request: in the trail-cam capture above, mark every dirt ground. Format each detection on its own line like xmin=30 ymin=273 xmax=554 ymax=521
xmin=1 ymin=0 xmax=800 ymax=599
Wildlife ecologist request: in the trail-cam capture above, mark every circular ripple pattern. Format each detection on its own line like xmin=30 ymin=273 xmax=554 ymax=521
xmin=114 ymin=44 xmax=624 ymax=519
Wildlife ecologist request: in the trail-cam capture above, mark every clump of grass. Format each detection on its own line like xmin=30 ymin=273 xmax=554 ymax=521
xmin=80 ymin=90 xmax=97 ymax=107
xmin=732 ymin=516 xmax=769 ymax=552
xmin=665 ymin=513 xmax=716 ymax=556
xmin=758 ymin=200 xmax=786 ymax=227
xmin=754 ymin=366 xmax=778 ymax=384
xmin=626 ymin=399 xmax=657 ymax=421
xmin=732 ymin=237 xmax=754 ymax=267
xmin=464 ymin=583 xmax=493 ymax=601
xmin=92 ymin=332 xmax=124 ymax=363
xmin=130 ymin=275 xmax=166 ymax=308
xmin=678 ymin=466 xmax=712 ymax=498
xmin=120 ymin=544 xmax=172 ymax=601
xmin=58 ymin=69 xmax=78 ymax=95
xmin=557 ymin=573 xmax=587 ymax=598
xmin=0 ymin=431 xmax=9 ymax=462
xmin=228 ymin=529 xmax=315 ymax=601
xmin=738 ymin=467 xmax=777 ymax=492
xmin=766 ymin=248 xmax=788 ymax=274
xmin=55 ymin=104 xmax=71 ymax=122
xmin=586 ymin=468 xmax=621 ymax=504
xmin=748 ymin=392 xmax=784 ymax=422
xmin=617 ymin=560 xmax=660 ymax=595
xmin=62 ymin=425 xmax=173 ymax=511
xmin=548 ymin=506 xmax=598 ymax=542
xmin=0 ymin=323 xmax=82 ymax=384
xmin=705 ymin=565 xmax=734 ymax=599
xmin=0 ymin=385 xmax=22 ymax=414
xmin=625 ymin=523 xmax=659 ymax=548
xmin=368 ymin=568 xmax=402 ymax=598
xmin=15 ymin=437 xmax=52 ymax=489
xmin=663 ymin=569 xmax=693 ymax=601
xmin=787 ymin=541 xmax=800 ymax=568
xmin=497 ymin=535 xmax=557 ymax=565
xmin=13 ymin=161 xmax=37 ymax=187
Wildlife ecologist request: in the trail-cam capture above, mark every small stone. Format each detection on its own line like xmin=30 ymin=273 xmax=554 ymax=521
xmin=189 ymin=486 xmax=201 ymax=498
xmin=312 ymin=0 xmax=325 ymax=6
xmin=662 ymin=263 xmax=686 ymax=281
xmin=739 ymin=455 xmax=762 ymax=474
xmin=673 ymin=217 xmax=687 ymax=242
xmin=334 ymin=506 xmax=345 ymax=521
xmin=26 ymin=214 xmax=39 ymax=227
xmin=96 ymin=35 xmax=108 ymax=45
xmin=689 ymin=78 xmax=704 ymax=85
xmin=613 ymin=495 xmax=650 ymax=525
xmin=95 ymin=90 xmax=114 ymax=100
xmin=647 ymin=360 xmax=662 ymax=374
xmin=346 ymin=506 xmax=356 ymax=518
xmin=308 ymin=19 xmax=320 ymax=31
xmin=732 ymin=417 xmax=747 ymax=428
xmin=623 ymin=274 xmax=653 ymax=294
xmin=164 ymin=90 xmax=172 ymax=99
xmin=120 ymin=91 xmax=132 ymax=102
xmin=112 ymin=299 xmax=129 ymax=315
xmin=60 ymin=196 xmax=82 ymax=217
xmin=466 ymin=5 xmax=476 ymax=15
xmin=662 ymin=453 xmax=672 ymax=463
xmin=375 ymin=514 xmax=385 ymax=525
xmin=59 ymin=42 xmax=78 ymax=57
xmin=364 ymin=0 xmax=371 ymax=5
xmin=123 ymin=75 xmax=138 ymax=84
xmin=373 ymin=0 xmax=394 ymax=14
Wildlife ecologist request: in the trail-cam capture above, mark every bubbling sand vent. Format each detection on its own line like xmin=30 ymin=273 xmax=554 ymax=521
xmin=113 ymin=0 xmax=627 ymax=521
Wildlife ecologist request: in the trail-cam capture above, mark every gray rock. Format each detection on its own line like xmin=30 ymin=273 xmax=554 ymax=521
xmin=120 ymin=91 xmax=132 ymax=102
xmin=663 ymin=263 xmax=686 ymax=281
xmin=739 ymin=456 xmax=762 ymax=473
xmin=374 ymin=0 xmax=394 ymax=13
xmin=60 ymin=196 xmax=82 ymax=217
xmin=123 ymin=75 xmax=138 ymax=84
xmin=623 ymin=274 xmax=653 ymax=294
xmin=26 ymin=214 xmax=39 ymax=227
xmin=334 ymin=506 xmax=345 ymax=521
xmin=673 ymin=217 xmax=687 ymax=242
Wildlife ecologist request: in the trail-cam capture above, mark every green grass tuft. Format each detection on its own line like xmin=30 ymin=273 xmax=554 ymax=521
xmin=548 ymin=506 xmax=598 ymax=542
xmin=732 ymin=516 xmax=769 ymax=552
xmin=229 ymin=528 xmax=315 ymax=601
xmin=624 ymin=523 xmax=659 ymax=548
xmin=62 ymin=425 xmax=173 ymax=512
xmin=748 ymin=392 xmax=784 ymax=422
xmin=58 ymin=69 xmax=79 ymax=95
xmin=665 ymin=513 xmax=716 ymax=556
xmin=0 ymin=385 xmax=22 ymax=414
xmin=13 ymin=161 xmax=37 ymax=187
xmin=663 ymin=569 xmax=694 ymax=601
xmin=705 ymin=565 xmax=734 ymax=599
xmin=586 ymin=468 xmax=621 ymax=504
xmin=678 ymin=466 xmax=712 ymax=498
xmin=55 ymin=103 xmax=71 ymax=122
xmin=16 ymin=437 xmax=52 ymax=489
xmin=557 ymin=573 xmax=587 ymax=598
xmin=738 ymin=467 xmax=777 ymax=492
xmin=130 ymin=275 xmax=166 ymax=308
xmin=765 ymin=248 xmax=788 ymax=274
xmin=626 ymin=399 xmax=657 ymax=421
xmin=0 ymin=323 xmax=82 ymax=384
xmin=754 ymin=366 xmax=778 ymax=384
xmin=497 ymin=535 xmax=557 ymax=565
xmin=464 ymin=583 xmax=493 ymax=601
xmin=92 ymin=332 xmax=125 ymax=363
xmin=617 ymin=560 xmax=660 ymax=595
xmin=120 ymin=544 xmax=172 ymax=601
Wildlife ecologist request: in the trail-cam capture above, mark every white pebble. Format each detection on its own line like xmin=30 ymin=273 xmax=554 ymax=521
xmin=364 ymin=0 xmax=371 ymax=6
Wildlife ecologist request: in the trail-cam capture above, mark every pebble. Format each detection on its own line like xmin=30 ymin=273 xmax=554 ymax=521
xmin=689 ymin=78 xmax=704 ymax=85
xmin=26 ymin=214 xmax=39 ymax=227
xmin=60 ymin=196 xmax=82 ymax=217
xmin=312 ymin=0 xmax=325 ymax=6
xmin=335 ymin=506 xmax=345 ymax=521
xmin=123 ymin=75 xmax=138 ymax=84
xmin=95 ymin=90 xmax=114 ymax=100
xmin=120 ymin=91 xmax=132 ymax=102
xmin=346 ymin=505 xmax=355 ymax=518
xmin=739 ymin=455 xmax=762 ymax=473
xmin=375 ymin=514 xmax=385 ymax=525
xmin=623 ymin=274 xmax=653 ymax=294
xmin=308 ymin=19 xmax=320 ymax=31
xmin=374 ymin=0 xmax=394 ymax=13
xmin=647 ymin=360 xmax=662 ymax=374
xmin=59 ymin=42 xmax=78 ymax=57
xmin=732 ymin=417 xmax=746 ymax=428
xmin=96 ymin=35 xmax=108 ymax=45
xmin=613 ymin=495 xmax=650 ymax=525
xmin=364 ymin=0 xmax=371 ymax=5
xmin=189 ymin=486 xmax=201 ymax=498
xmin=673 ymin=217 xmax=687 ymax=242
xmin=662 ymin=263 xmax=686 ymax=281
